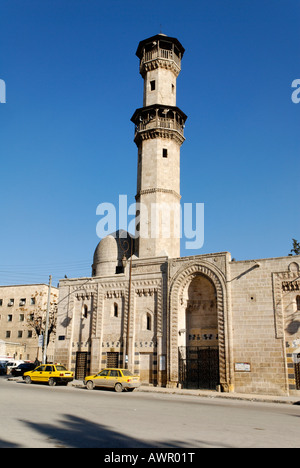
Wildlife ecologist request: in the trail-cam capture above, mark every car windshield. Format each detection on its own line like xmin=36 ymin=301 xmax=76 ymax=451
xmin=55 ymin=366 xmax=67 ymax=371
xmin=121 ymin=370 xmax=134 ymax=377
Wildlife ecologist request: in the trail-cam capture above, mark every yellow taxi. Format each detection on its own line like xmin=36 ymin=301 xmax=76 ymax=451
xmin=85 ymin=368 xmax=141 ymax=392
xmin=23 ymin=364 xmax=74 ymax=387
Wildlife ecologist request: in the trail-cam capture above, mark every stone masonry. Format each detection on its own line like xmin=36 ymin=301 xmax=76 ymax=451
xmin=54 ymin=34 xmax=300 ymax=397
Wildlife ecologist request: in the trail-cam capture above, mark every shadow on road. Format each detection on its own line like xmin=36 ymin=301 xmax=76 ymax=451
xmin=0 ymin=439 xmax=21 ymax=448
xmin=18 ymin=413 xmax=230 ymax=448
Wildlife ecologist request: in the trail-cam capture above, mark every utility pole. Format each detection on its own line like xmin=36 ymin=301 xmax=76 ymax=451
xmin=42 ymin=275 xmax=52 ymax=365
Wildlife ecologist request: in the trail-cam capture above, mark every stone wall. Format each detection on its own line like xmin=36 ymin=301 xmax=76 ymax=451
xmin=230 ymin=257 xmax=300 ymax=395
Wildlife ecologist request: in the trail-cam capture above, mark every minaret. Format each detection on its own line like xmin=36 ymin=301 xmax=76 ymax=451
xmin=131 ymin=34 xmax=187 ymax=259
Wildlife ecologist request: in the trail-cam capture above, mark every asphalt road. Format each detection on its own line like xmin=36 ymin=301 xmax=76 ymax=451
xmin=0 ymin=376 xmax=299 ymax=449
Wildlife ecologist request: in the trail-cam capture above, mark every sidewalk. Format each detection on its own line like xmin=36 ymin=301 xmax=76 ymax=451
xmin=137 ymin=385 xmax=300 ymax=405
xmin=72 ymin=380 xmax=300 ymax=405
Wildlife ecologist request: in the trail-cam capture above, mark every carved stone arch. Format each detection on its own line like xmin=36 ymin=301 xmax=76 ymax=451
xmin=168 ymin=260 xmax=232 ymax=391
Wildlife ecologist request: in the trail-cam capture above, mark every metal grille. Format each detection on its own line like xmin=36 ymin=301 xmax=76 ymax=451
xmin=107 ymin=352 xmax=119 ymax=369
xmin=75 ymin=352 xmax=90 ymax=380
xmin=295 ymin=361 xmax=300 ymax=390
xmin=179 ymin=346 xmax=219 ymax=390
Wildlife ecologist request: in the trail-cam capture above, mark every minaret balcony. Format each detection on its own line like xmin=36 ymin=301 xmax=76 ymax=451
xmin=131 ymin=105 xmax=187 ymax=145
xmin=136 ymin=35 xmax=185 ymax=77
xmin=140 ymin=46 xmax=182 ymax=75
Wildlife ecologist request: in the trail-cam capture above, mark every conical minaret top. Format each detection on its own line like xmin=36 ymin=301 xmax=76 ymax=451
xmin=131 ymin=34 xmax=187 ymax=259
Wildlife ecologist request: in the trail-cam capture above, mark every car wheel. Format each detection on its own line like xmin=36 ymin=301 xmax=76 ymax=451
xmin=25 ymin=376 xmax=32 ymax=385
xmin=86 ymin=380 xmax=94 ymax=391
xmin=114 ymin=383 xmax=123 ymax=393
xmin=49 ymin=378 xmax=56 ymax=387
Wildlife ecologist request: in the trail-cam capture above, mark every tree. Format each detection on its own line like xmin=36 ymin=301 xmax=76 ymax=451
xmin=289 ymin=239 xmax=300 ymax=256
xmin=26 ymin=290 xmax=58 ymax=348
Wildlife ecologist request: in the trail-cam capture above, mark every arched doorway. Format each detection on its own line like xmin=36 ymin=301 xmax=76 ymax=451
xmin=179 ymin=275 xmax=219 ymax=389
xmin=168 ymin=260 xmax=233 ymax=392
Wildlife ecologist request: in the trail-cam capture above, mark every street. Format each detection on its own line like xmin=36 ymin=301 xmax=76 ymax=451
xmin=0 ymin=376 xmax=299 ymax=449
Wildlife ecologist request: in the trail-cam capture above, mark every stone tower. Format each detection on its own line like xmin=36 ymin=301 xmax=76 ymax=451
xmin=131 ymin=34 xmax=187 ymax=259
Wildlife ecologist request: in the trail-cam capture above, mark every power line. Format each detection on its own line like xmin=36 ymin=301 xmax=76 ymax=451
xmin=0 ymin=260 xmax=91 ymax=269
xmin=0 ymin=259 xmax=92 ymax=286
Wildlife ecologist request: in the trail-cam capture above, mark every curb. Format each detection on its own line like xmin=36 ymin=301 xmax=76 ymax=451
xmin=71 ymin=379 xmax=300 ymax=405
xmin=5 ymin=376 xmax=299 ymax=405
xmin=136 ymin=386 xmax=300 ymax=405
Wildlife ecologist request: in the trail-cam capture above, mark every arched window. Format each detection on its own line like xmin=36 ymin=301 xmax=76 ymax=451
xmin=82 ymin=305 xmax=88 ymax=319
xmin=146 ymin=313 xmax=151 ymax=331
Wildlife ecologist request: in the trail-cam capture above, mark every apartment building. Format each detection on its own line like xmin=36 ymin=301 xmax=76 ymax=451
xmin=0 ymin=284 xmax=58 ymax=362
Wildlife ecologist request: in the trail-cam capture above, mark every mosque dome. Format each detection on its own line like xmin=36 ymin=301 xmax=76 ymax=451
xmin=92 ymin=230 xmax=135 ymax=277
xmin=93 ymin=235 xmax=118 ymax=265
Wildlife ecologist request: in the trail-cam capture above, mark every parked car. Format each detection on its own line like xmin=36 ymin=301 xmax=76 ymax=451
xmin=23 ymin=364 xmax=74 ymax=386
xmin=85 ymin=368 xmax=141 ymax=392
xmin=0 ymin=362 xmax=7 ymax=376
xmin=6 ymin=360 xmax=24 ymax=375
xmin=11 ymin=363 xmax=36 ymax=377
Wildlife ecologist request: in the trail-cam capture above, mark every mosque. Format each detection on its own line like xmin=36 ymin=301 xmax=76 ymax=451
xmin=55 ymin=34 xmax=300 ymax=396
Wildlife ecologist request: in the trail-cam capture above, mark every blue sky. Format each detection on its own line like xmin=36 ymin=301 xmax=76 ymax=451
xmin=0 ymin=0 xmax=299 ymax=285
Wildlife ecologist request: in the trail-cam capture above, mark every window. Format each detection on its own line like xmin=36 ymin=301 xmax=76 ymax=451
xmin=114 ymin=303 xmax=118 ymax=317
xmin=27 ymin=330 xmax=33 ymax=338
xmin=297 ymin=296 xmax=300 ymax=311
xmin=82 ymin=305 xmax=88 ymax=319
xmin=6 ymin=331 xmax=11 ymax=338
xmin=0 ymin=299 xmax=3 ymax=306
xmin=147 ymin=313 xmax=152 ymax=331
xmin=163 ymin=148 xmax=168 ymax=158
xmin=56 ymin=366 xmax=67 ymax=371
xmin=110 ymin=370 xmax=121 ymax=377
xmin=150 ymin=80 xmax=156 ymax=91
xmin=18 ymin=331 xmax=23 ymax=338
xmin=19 ymin=298 xmax=26 ymax=306
xmin=19 ymin=314 xmax=25 ymax=322
xmin=8 ymin=299 xmax=14 ymax=307
xmin=30 ymin=298 xmax=36 ymax=306
xmin=7 ymin=315 xmax=12 ymax=322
